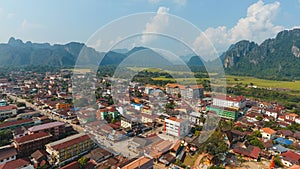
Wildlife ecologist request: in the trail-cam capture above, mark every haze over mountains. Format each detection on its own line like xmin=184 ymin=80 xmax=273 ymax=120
xmin=1 ymin=28 xmax=300 ymax=80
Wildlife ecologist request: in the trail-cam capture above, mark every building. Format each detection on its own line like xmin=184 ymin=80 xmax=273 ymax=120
xmin=261 ymin=127 xmax=276 ymax=140
xmin=206 ymin=106 xmax=238 ymax=120
xmin=212 ymin=95 xmax=246 ymax=110
xmin=0 ymin=119 xmax=34 ymax=130
xmin=45 ymin=133 xmax=94 ymax=166
xmin=164 ymin=117 xmax=189 ymax=137
xmin=28 ymin=121 xmax=65 ymax=140
xmin=55 ymin=103 xmax=70 ymax=110
xmin=0 ymin=158 xmax=34 ymax=169
xmin=165 ymin=83 xmax=204 ymax=99
xmin=0 ymin=146 xmax=17 ymax=164
xmin=13 ymin=131 xmax=52 ymax=156
xmin=0 ymin=105 xmax=17 ymax=119
xmin=118 ymin=156 xmax=153 ymax=169
xmin=281 ymin=151 xmax=300 ymax=167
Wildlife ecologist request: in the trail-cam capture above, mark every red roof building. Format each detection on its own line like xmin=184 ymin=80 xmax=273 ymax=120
xmin=13 ymin=131 xmax=52 ymax=157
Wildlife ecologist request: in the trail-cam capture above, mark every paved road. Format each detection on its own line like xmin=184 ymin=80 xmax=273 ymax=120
xmin=6 ymin=93 xmax=84 ymax=132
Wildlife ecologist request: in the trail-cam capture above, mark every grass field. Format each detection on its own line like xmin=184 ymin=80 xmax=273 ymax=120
xmin=225 ymin=75 xmax=300 ymax=91
xmin=128 ymin=67 xmax=300 ymax=92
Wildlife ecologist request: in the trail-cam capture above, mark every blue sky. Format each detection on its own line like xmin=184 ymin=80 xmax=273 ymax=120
xmin=0 ymin=0 xmax=300 ymax=58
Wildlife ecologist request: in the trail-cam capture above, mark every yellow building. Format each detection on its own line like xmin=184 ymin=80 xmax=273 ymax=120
xmin=45 ymin=133 xmax=94 ymax=166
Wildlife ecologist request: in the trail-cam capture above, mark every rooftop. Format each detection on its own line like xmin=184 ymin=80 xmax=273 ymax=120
xmin=14 ymin=131 xmax=51 ymax=144
xmin=0 ymin=158 xmax=31 ymax=169
xmin=47 ymin=133 xmax=91 ymax=151
xmin=261 ymin=127 xmax=276 ymax=135
xmin=28 ymin=121 xmax=65 ymax=132
xmin=0 ymin=146 xmax=17 ymax=161
xmin=119 ymin=156 xmax=152 ymax=169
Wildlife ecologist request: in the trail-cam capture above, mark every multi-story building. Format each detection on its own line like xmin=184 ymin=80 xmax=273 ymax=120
xmin=0 ymin=105 xmax=17 ymax=119
xmin=164 ymin=117 xmax=189 ymax=138
xmin=206 ymin=106 xmax=238 ymax=120
xmin=212 ymin=95 xmax=246 ymax=110
xmin=45 ymin=133 xmax=94 ymax=166
xmin=28 ymin=121 xmax=65 ymax=140
xmin=0 ymin=119 xmax=35 ymax=131
xmin=165 ymin=83 xmax=204 ymax=99
xmin=13 ymin=131 xmax=52 ymax=156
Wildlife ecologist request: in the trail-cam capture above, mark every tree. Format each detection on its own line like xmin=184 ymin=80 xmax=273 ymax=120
xmin=78 ymin=157 xmax=89 ymax=169
xmin=256 ymin=115 xmax=263 ymax=121
xmin=252 ymin=130 xmax=262 ymax=138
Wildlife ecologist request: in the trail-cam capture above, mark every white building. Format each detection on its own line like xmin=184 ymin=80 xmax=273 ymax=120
xmin=164 ymin=117 xmax=189 ymax=137
xmin=212 ymin=95 xmax=246 ymax=109
xmin=0 ymin=106 xmax=17 ymax=119
xmin=0 ymin=146 xmax=17 ymax=165
xmin=260 ymin=127 xmax=276 ymax=140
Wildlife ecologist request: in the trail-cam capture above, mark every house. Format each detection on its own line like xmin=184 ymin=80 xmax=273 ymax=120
xmin=260 ymin=127 xmax=276 ymax=140
xmin=264 ymin=108 xmax=279 ymax=119
xmin=85 ymin=147 xmax=113 ymax=164
xmin=118 ymin=156 xmax=153 ymax=169
xmin=270 ymin=144 xmax=288 ymax=155
xmin=30 ymin=149 xmax=48 ymax=168
xmin=12 ymin=126 xmax=28 ymax=139
xmin=285 ymin=113 xmax=298 ymax=122
xmin=0 ymin=146 xmax=17 ymax=164
xmin=277 ymin=130 xmax=294 ymax=139
xmin=164 ymin=116 xmax=189 ymax=138
xmin=0 ymin=158 xmax=34 ymax=169
xmin=45 ymin=133 xmax=94 ymax=166
xmin=13 ymin=131 xmax=52 ymax=156
xmin=189 ymin=112 xmax=202 ymax=125
xmin=233 ymin=143 xmax=261 ymax=161
xmin=281 ymin=151 xmax=300 ymax=167
xmin=128 ymin=137 xmax=153 ymax=153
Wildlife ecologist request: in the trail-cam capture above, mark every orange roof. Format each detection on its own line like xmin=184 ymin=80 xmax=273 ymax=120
xmin=189 ymin=84 xmax=204 ymax=89
xmin=167 ymin=116 xmax=184 ymax=123
xmin=286 ymin=113 xmax=298 ymax=117
xmin=120 ymin=156 xmax=152 ymax=169
xmin=261 ymin=127 xmax=276 ymax=135
xmin=166 ymin=83 xmax=186 ymax=89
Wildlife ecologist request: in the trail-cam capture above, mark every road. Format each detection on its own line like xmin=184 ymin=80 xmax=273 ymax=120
xmin=6 ymin=93 xmax=84 ymax=132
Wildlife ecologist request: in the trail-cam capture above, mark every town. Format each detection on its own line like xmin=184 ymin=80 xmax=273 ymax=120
xmin=0 ymin=68 xmax=299 ymax=169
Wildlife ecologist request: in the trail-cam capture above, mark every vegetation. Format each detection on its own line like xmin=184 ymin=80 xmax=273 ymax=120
xmin=0 ymin=130 xmax=13 ymax=146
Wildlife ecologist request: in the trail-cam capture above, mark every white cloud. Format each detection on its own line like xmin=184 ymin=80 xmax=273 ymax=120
xmin=193 ymin=0 xmax=284 ymax=59
xmin=148 ymin=0 xmax=186 ymax=7
xmin=141 ymin=6 xmax=170 ymax=44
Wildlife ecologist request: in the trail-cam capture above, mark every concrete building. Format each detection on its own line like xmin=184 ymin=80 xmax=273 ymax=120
xmin=212 ymin=95 xmax=246 ymax=110
xmin=13 ymin=131 xmax=52 ymax=156
xmin=164 ymin=117 xmax=189 ymax=138
xmin=0 ymin=146 xmax=17 ymax=164
xmin=0 ymin=106 xmax=17 ymax=119
xmin=45 ymin=133 xmax=94 ymax=166
xmin=28 ymin=121 xmax=65 ymax=140
xmin=261 ymin=127 xmax=276 ymax=140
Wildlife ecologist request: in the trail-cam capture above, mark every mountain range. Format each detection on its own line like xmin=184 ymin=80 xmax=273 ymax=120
xmin=1 ymin=28 xmax=300 ymax=80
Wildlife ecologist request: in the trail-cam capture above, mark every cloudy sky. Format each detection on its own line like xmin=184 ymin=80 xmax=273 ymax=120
xmin=0 ymin=0 xmax=300 ymax=59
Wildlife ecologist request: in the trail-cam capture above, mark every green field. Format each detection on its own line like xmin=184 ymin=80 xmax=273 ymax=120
xmin=225 ymin=75 xmax=300 ymax=91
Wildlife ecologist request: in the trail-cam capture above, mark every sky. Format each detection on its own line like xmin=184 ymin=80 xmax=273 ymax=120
xmin=0 ymin=0 xmax=300 ymax=59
